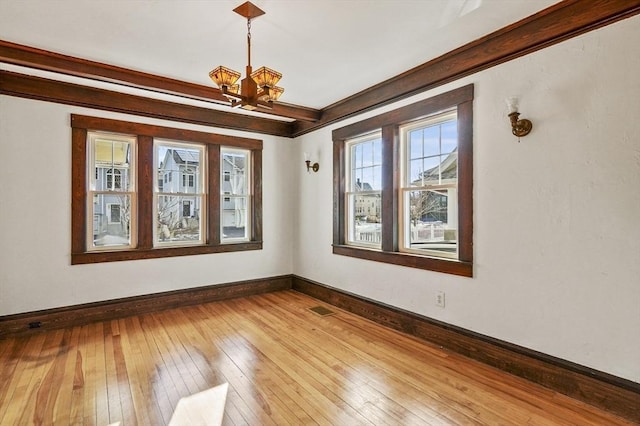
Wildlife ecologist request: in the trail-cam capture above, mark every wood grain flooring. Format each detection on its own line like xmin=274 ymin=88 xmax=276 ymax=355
xmin=0 ymin=290 xmax=633 ymax=425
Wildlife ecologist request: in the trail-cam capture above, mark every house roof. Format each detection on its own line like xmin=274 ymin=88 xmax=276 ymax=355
xmin=172 ymin=149 xmax=200 ymax=165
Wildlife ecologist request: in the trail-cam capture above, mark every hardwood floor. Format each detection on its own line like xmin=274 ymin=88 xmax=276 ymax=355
xmin=0 ymin=290 xmax=633 ymax=425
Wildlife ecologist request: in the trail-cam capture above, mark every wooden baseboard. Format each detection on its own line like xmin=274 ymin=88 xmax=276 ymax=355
xmin=0 ymin=275 xmax=292 ymax=339
xmin=291 ymin=275 xmax=640 ymax=423
xmin=3 ymin=273 xmax=638 ymax=421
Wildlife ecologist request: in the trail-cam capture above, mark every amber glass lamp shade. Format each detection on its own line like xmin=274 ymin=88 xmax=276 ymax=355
xmin=209 ymin=66 xmax=241 ymax=88
xmin=251 ymin=66 xmax=282 ymax=88
xmin=260 ymin=86 xmax=284 ymax=102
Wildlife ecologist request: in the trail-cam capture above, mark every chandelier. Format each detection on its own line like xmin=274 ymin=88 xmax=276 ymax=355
xmin=209 ymin=1 xmax=284 ymax=111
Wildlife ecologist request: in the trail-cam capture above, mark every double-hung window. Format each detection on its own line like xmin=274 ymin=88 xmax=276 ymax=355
xmin=87 ymin=132 xmax=136 ymax=250
xmin=345 ymin=133 xmax=382 ymax=248
xmin=400 ymin=111 xmax=458 ymax=258
xmin=71 ymin=115 xmax=262 ymax=264
xmin=221 ymin=148 xmax=251 ymax=242
xmin=154 ymin=141 xmax=206 ymax=246
xmin=333 ymin=85 xmax=473 ymax=277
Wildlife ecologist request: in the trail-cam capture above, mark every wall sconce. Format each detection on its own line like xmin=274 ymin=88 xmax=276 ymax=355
xmin=506 ymin=97 xmax=533 ymax=138
xmin=304 ymin=152 xmax=319 ymax=173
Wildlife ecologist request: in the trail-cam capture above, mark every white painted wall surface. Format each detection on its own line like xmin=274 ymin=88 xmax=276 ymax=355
xmin=0 ymin=100 xmax=294 ymax=315
xmin=294 ymin=16 xmax=640 ymax=383
xmin=0 ymin=14 xmax=638 ymax=385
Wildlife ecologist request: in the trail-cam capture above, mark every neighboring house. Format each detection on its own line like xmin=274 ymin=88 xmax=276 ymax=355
xmin=354 ymin=179 xmax=381 ymax=222
xmin=157 ymin=148 xmax=201 ymax=235
xmin=157 ymin=148 xmax=247 ymax=231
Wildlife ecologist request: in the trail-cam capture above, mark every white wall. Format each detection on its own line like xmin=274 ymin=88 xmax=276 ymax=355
xmin=0 ymin=99 xmax=294 ymax=315
xmin=293 ymin=16 xmax=640 ymax=383
xmin=1 ymin=14 xmax=638 ymax=385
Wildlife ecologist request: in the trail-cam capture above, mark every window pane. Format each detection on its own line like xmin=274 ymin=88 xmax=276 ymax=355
xmin=349 ymin=136 xmax=382 ymax=192
xmin=353 ymin=143 xmax=362 ymax=168
xmin=410 ymin=132 xmax=422 ymax=160
xmin=91 ymin=194 xmax=131 ymax=248
xmin=410 ymin=159 xmax=423 ymax=184
xmin=221 ymin=148 xmax=250 ymax=242
xmin=348 ymin=193 xmax=382 ymax=246
xmin=441 ymin=120 xmax=458 ymax=154
xmin=373 ymin=138 xmax=382 ymax=164
xmin=441 ymin=152 xmax=458 ymax=182
xmin=222 ymin=151 xmax=247 ymax=196
xmin=94 ymin=139 xmax=132 ymax=192
xmin=346 ymin=134 xmax=383 ymax=248
xmin=156 ymin=145 xmax=202 ymax=194
xmin=405 ymin=190 xmax=456 ymax=255
xmin=362 ymin=142 xmax=373 ymax=166
xmin=422 ymin=126 xmax=440 ymax=157
xmin=156 ymin=195 xmax=202 ymax=243
xmin=222 ymin=196 xmax=248 ymax=240
xmin=420 ymin=156 xmax=442 ymax=185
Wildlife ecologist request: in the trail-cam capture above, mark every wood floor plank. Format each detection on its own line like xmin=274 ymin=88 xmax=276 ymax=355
xmin=0 ymin=335 xmax=35 ymax=422
xmin=0 ymin=290 xmax=634 ymax=426
xmin=102 ymin=320 xmax=126 ymax=425
xmin=240 ymin=295 xmax=430 ymax=425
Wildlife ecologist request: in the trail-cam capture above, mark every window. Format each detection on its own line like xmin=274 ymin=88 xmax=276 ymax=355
xmin=71 ymin=115 xmax=263 ymax=264
xmin=87 ymin=132 xmax=135 ymax=250
xmin=154 ymin=141 xmax=205 ymax=246
xmin=345 ymin=133 xmax=382 ymax=248
xmin=221 ymin=148 xmax=251 ymax=242
xmin=400 ymin=112 xmax=458 ymax=258
xmin=333 ymin=85 xmax=473 ymax=277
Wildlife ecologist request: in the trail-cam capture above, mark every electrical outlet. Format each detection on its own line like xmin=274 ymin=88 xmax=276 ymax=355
xmin=435 ymin=291 xmax=445 ymax=308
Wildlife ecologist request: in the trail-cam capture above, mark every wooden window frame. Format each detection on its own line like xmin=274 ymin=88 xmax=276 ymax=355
xmin=71 ymin=114 xmax=263 ymax=264
xmin=332 ymin=85 xmax=473 ymax=277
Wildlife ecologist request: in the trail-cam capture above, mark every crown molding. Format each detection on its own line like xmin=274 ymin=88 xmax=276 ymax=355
xmin=1 ymin=0 xmax=638 ymax=137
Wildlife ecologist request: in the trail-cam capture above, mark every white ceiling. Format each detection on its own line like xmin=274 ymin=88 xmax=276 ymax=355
xmin=1 ymin=0 xmax=558 ymax=111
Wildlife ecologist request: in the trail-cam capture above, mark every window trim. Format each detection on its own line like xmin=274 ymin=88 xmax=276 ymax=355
xmin=71 ymin=114 xmax=263 ymax=264
xmin=332 ymin=84 xmax=473 ymax=277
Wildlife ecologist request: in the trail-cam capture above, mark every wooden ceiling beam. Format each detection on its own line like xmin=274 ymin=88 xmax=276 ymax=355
xmin=0 ymin=39 xmax=321 ymax=122
xmin=0 ymin=70 xmax=293 ymax=137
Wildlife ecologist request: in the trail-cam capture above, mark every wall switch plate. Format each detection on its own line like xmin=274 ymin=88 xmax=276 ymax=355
xmin=436 ymin=291 xmax=445 ymax=308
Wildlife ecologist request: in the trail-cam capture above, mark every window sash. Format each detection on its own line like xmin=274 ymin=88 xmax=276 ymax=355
xmin=221 ymin=147 xmax=251 ymax=243
xmin=87 ymin=132 xmax=136 ymax=251
xmin=399 ymin=111 xmax=458 ymax=258
xmin=153 ymin=140 xmax=206 ymax=247
xmin=345 ymin=133 xmax=383 ymax=249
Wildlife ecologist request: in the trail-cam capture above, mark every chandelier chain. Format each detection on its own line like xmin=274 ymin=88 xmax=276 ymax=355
xmin=247 ymin=19 xmax=252 ymax=67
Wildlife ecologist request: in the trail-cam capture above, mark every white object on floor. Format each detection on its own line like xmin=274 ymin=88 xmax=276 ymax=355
xmin=169 ymin=382 xmax=229 ymax=426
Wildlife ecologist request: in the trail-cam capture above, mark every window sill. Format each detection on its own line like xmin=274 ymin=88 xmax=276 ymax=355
xmin=332 ymin=244 xmax=472 ymax=277
xmin=72 ymin=241 xmax=263 ymax=265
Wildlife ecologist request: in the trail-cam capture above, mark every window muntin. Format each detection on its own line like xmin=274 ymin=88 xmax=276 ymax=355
xmin=345 ymin=133 xmax=383 ymax=248
xmin=154 ymin=140 xmax=206 ymax=246
xmin=221 ymin=148 xmax=250 ymax=242
xmin=87 ymin=132 xmax=136 ymax=250
xmin=400 ymin=111 xmax=458 ymax=258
